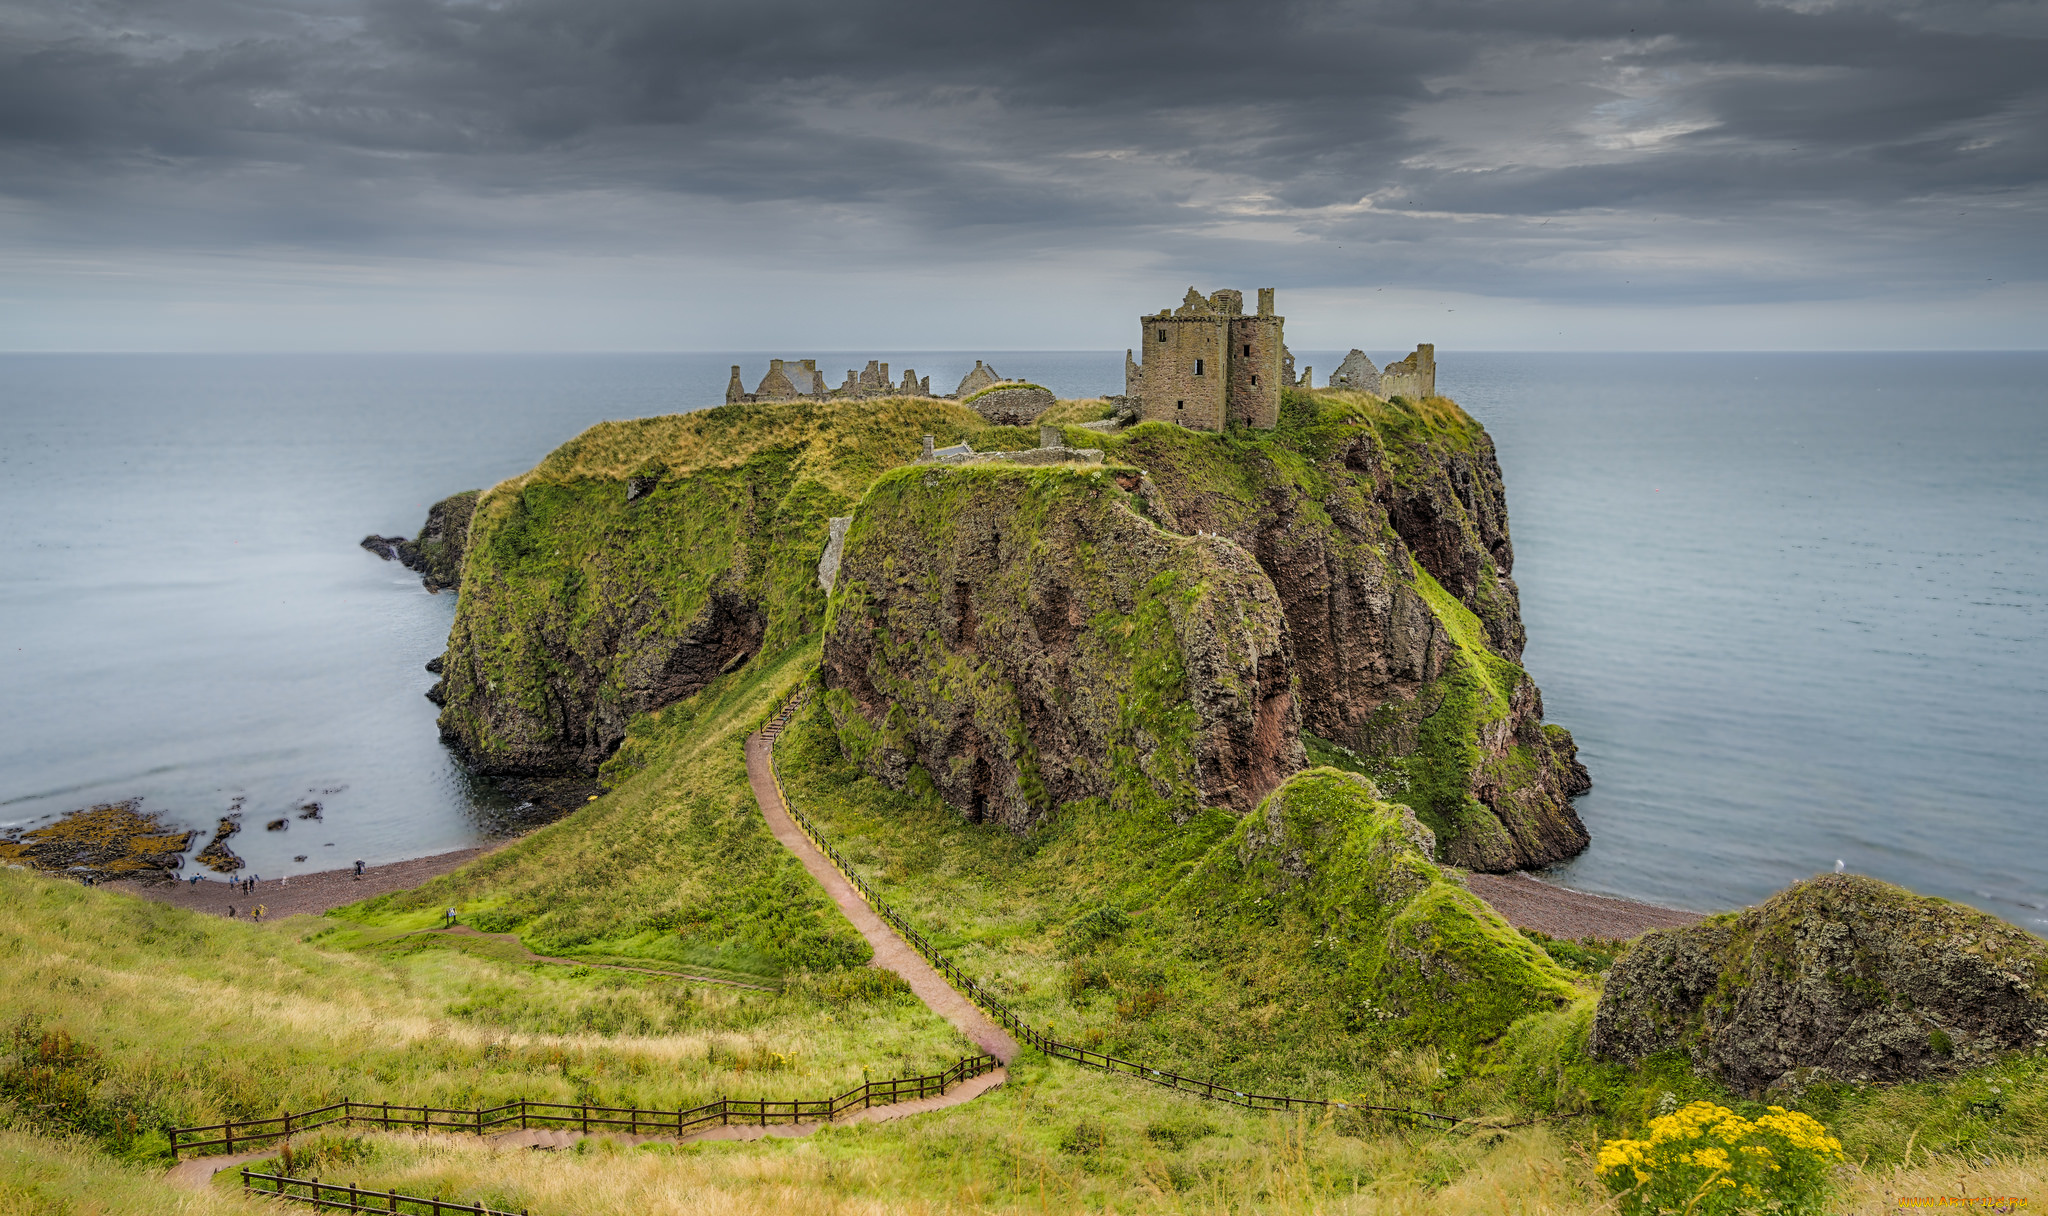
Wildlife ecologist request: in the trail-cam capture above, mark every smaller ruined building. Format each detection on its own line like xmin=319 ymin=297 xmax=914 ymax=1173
xmin=727 ymin=358 xmax=930 ymax=404
xmin=953 ymin=360 xmax=1004 ymax=399
xmin=1328 ymin=346 xmax=1437 ymax=399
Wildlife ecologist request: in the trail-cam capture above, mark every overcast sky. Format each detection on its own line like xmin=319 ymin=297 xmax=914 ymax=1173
xmin=2 ymin=0 xmax=2044 ymax=350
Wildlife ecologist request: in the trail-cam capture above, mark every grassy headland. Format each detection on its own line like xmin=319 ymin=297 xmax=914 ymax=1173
xmin=5 ymin=391 xmax=2046 ymax=1214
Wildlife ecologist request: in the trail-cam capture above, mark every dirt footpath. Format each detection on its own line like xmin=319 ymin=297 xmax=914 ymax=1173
xmin=744 ymin=730 xmax=1020 ymax=1064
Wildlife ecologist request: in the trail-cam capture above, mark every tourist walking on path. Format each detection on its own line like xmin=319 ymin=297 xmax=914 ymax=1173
xmin=444 ymin=906 xmax=458 ymax=929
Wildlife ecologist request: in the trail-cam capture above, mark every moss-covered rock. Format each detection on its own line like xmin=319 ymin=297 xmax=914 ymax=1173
xmin=822 ymin=462 xmax=1303 ymax=829
xmin=1591 ymin=874 xmax=2048 ymax=1094
xmin=1166 ymin=767 xmax=1579 ymax=1052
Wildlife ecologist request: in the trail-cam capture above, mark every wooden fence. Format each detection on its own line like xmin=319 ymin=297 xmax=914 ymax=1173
xmin=172 ymin=1054 xmax=997 ymax=1159
xmin=242 ymin=1168 xmax=533 ymax=1215
xmin=760 ymin=692 xmax=1463 ymax=1130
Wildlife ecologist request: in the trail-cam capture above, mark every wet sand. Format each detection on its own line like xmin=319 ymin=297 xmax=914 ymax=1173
xmin=109 ymin=846 xmax=498 ymax=920
xmin=1464 ymin=870 xmax=1705 ymax=940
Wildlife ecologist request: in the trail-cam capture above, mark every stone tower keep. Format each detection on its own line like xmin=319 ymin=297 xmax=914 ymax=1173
xmin=1134 ymin=287 xmax=1283 ymax=431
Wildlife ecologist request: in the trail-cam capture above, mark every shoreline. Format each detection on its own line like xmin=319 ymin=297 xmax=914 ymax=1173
xmin=107 ymin=845 xmax=501 ymax=920
xmin=107 ymin=841 xmax=1707 ymax=942
xmin=1464 ymin=870 xmax=1704 ymax=939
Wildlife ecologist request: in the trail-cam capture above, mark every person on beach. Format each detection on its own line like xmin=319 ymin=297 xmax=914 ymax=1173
xmin=226 ymin=905 xmax=235 ymax=918
xmin=354 ymin=860 xmax=364 ymax=881
xmin=253 ymin=905 xmax=265 ymax=922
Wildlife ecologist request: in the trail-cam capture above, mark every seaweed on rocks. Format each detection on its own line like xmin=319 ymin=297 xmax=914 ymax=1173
xmin=0 ymin=800 xmax=195 ymax=883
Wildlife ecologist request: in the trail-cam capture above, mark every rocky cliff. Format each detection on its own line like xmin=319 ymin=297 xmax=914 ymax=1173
xmin=1081 ymin=391 xmax=1588 ymax=870
xmin=1591 ymin=873 xmax=2048 ymax=1094
xmin=822 ymin=463 xmax=1303 ymax=829
xmin=428 ymin=389 xmax=1588 ymax=872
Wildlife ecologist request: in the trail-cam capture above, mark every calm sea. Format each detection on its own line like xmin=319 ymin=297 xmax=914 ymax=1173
xmin=1 ymin=352 xmax=2041 ymax=927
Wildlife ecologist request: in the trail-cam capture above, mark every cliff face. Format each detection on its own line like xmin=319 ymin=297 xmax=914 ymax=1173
xmin=431 ymin=398 xmax=990 ymax=776
xmin=1088 ymin=392 xmax=1588 ymax=870
xmin=1592 ymin=874 xmax=2048 ymax=1094
xmin=821 ymin=464 xmax=1303 ymax=829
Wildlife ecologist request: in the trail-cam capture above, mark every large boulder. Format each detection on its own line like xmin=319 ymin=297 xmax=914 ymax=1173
xmin=1591 ymin=874 xmax=2048 ymax=1094
xmin=823 ymin=463 xmax=1303 ymax=829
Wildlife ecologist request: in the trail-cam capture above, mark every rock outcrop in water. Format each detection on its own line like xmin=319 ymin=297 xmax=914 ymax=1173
xmin=361 ymin=490 xmax=479 ymax=593
xmin=1591 ymin=873 xmax=2048 ymax=1094
xmin=822 ymin=463 xmax=1302 ymax=828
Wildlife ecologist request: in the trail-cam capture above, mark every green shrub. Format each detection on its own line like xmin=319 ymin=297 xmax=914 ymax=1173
xmin=1065 ymin=907 xmax=1133 ymax=949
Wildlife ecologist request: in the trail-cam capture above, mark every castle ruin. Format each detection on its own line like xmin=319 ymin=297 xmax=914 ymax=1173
xmin=1127 ymin=287 xmax=1286 ymax=431
xmin=726 ymin=358 xmax=931 ymax=405
xmin=1123 ymin=287 xmax=1438 ymax=430
xmin=1328 ymin=345 xmax=1436 ymax=399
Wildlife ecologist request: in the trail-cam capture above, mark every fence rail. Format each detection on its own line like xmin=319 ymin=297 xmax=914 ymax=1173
xmin=760 ymin=691 xmax=1463 ymax=1129
xmin=242 ymin=1168 xmax=534 ymax=1215
xmin=172 ymin=1054 xmax=997 ymax=1159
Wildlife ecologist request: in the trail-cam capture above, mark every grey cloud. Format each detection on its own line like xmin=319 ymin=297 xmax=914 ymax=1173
xmin=0 ymin=0 xmax=2042 ymax=324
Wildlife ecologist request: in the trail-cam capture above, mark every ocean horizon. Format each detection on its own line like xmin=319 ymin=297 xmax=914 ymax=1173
xmin=3 ymin=350 xmax=2041 ymax=928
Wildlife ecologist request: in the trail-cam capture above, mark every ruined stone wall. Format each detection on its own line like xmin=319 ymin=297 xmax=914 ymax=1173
xmin=1380 ymin=344 xmax=1436 ymax=399
xmin=1226 ymin=315 xmax=1283 ymax=428
xmin=1329 ymin=350 xmax=1381 ymax=394
xmin=1139 ymin=314 xmax=1229 ymax=430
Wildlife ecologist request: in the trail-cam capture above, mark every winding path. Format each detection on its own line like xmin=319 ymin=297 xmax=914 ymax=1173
xmin=743 ymin=727 xmax=1020 ymax=1064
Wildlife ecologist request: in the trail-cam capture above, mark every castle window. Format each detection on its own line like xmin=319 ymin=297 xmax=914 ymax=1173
xmin=1251 ymin=375 xmax=1258 ymax=386
xmin=1243 ymin=344 xmax=1252 ymax=356
xmin=1194 ymin=358 xmax=1204 ymax=376
xmin=1176 ymin=400 xmax=1184 ymax=410
xmin=1158 ymin=329 xmax=1167 ymax=342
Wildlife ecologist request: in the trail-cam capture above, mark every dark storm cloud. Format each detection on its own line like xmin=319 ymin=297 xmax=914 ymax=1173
xmin=1 ymin=0 xmax=2044 ymax=305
